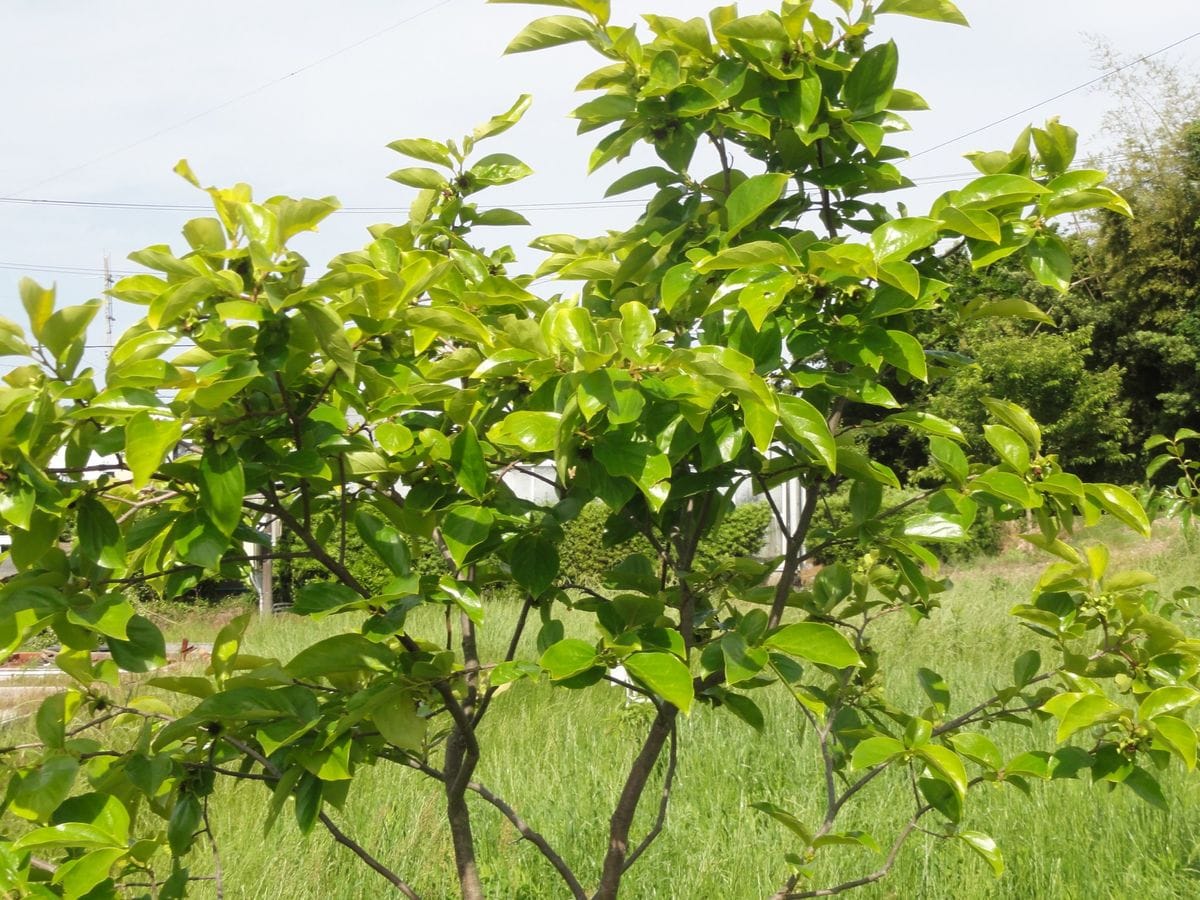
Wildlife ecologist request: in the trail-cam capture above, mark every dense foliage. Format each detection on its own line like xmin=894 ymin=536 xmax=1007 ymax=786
xmin=279 ymin=502 xmax=771 ymax=599
xmin=1 ymin=2 xmax=1198 ymax=899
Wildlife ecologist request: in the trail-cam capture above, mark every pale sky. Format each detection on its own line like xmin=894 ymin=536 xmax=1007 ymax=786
xmin=0 ymin=0 xmax=1196 ymax=376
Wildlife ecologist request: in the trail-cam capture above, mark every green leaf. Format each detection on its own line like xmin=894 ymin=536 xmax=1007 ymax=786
xmin=301 ymin=303 xmax=356 ymax=379
xmin=1123 ymin=766 xmax=1168 ymax=810
xmin=877 ymin=0 xmax=968 ymax=26
xmin=720 ymin=633 xmax=768 ymax=685
xmin=125 ymin=411 xmax=182 ymax=490
xmin=510 ymin=533 xmax=559 ymax=596
xmin=354 ymin=508 xmax=411 ymax=576
xmin=42 ymin=300 xmax=102 ymax=368
xmin=285 ymin=634 xmax=391 ymax=679
xmin=67 ymin=594 xmax=136 ymax=640
xmin=605 ymin=166 xmax=678 ymax=197
xmin=53 ymin=846 xmax=126 ymax=898
xmin=168 ymin=794 xmax=202 ymax=855
xmin=959 ymin=831 xmax=1004 ymax=877
xmin=14 ymin=822 xmax=120 ymax=851
xmin=844 ymin=40 xmax=898 ymax=116
xmin=372 ymin=688 xmax=427 ymax=752
xmin=623 ymin=651 xmax=693 ymax=714
xmin=10 ymin=756 xmax=78 ymax=822
xmin=980 ymin=397 xmax=1041 ymax=453
xmin=903 ymin=513 xmax=965 ymax=542
xmin=695 ymin=241 xmax=796 ymax=272
xmin=19 ymin=277 xmax=55 ymax=340
xmin=505 ymin=15 xmax=596 ymax=53
xmin=469 ymin=153 xmax=534 ymax=188
xmin=540 ymin=638 xmax=598 ymax=680
xmin=918 ymin=744 xmax=968 ymax=798
xmin=968 ymin=298 xmax=1054 ymax=325
xmin=948 ymin=733 xmax=1002 ymax=770
xmin=441 ymin=506 xmax=495 ymax=568
xmin=984 ymin=424 xmax=1030 ymax=473
xmin=76 ymin=497 xmax=126 ymax=570
xmin=954 ymin=174 xmax=1049 ymax=209
xmin=870 ymin=217 xmax=939 ymax=263
xmin=472 ymin=94 xmax=534 ymax=141
xmin=750 ymin=802 xmax=812 ymax=844
xmin=1025 ymin=233 xmax=1073 ymax=292
xmin=488 ymin=411 xmax=561 ymax=453
xmin=451 ymin=425 xmax=488 ymax=500
xmin=1056 ymin=694 xmax=1122 ymax=742
xmin=886 ymin=412 xmax=964 ymax=443
xmin=1013 ymin=649 xmax=1041 ymax=687
xmin=199 ymin=443 xmax=245 ymax=538
xmin=938 ymin=206 xmax=1001 ymax=242
xmin=1149 ymin=715 xmax=1197 ymax=771
xmin=764 ymin=622 xmax=862 ymax=668
xmin=777 ymin=394 xmax=836 ymax=471
xmin=387 ymin=167 xmax=447 ymax=189
xmin=386 ymin=137 xmax=453 ymax=168
xmin=850 ymin=735 xmax=905 ymax=768
xmin=107 ymin=615 xmax=167 ymax=673
xmin=725 ymin=173 xmax=789 ymax=240
xmin=929 ymin=435 xmax=969 ymax=487
xmin=1083 ymin=483 xmax=1151 ymax=537
xmin=1139 ymin=686 xmax=1200 ymax=721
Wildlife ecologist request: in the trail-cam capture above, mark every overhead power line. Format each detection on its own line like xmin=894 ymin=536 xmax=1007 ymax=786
xmin=2 ymin=0 xmax=458 ymax=198
xmin=908 ymin=29 xmax=1200 ymax=161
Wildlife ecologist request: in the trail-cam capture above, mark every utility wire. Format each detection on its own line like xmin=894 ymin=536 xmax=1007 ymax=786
xmin=907 ymin=29 xmax=1200 ymax=161
xmin=2 ymin=0 xmax=457 ymax=198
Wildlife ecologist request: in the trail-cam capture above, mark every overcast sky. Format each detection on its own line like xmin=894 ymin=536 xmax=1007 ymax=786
xmin=0 ymin=0 xmax=1196 ymax=375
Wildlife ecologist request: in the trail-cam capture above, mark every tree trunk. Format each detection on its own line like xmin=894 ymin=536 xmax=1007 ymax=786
xmin=592 ymin=706 xmax=678 ymax=900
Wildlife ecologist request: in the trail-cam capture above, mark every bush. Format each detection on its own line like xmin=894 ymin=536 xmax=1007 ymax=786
xmin=278 ymin=502 xmax=772 ymax=600
xmin=811 ymin=486 xmax=1002 ymax=567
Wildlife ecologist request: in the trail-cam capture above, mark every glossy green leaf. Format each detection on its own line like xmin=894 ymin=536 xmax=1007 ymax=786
xmin=354 ymin=508 xmax=411 ymax=576
xmin=107 ymin=615 xmax=167 ymax=673
xmin=984 ymin=424 xmax=1030 ymax=473
xmin=948 ymin=733 xmax=1002 ymax=770
xmin=870 ymin=217 xmax=939 ymax=263
xmin=504 ymin=14 xmax=596 ymax=53
xmin=199 ymin=443 xmax=245 ymax=537
xmin=844 ymin=40 xmax=898 ymax=116
xmin=76 ymin=497 xmax=126 ymax=570
xmin=777 ymin=394 xmax=836 ymax=471
xmin=850 ymin=735 xmax=905 ymax=769
xmin=510 ymin=533 xmax=559 ymax=596
xmin=1055 ymin=694 xmax=1123 ymax=742
xmin=1084 ymin=483 xmax=1151 ymax=537
xmin=488 ymin=411 xmax=561 ymax=453
xmin=959 ymin=831 xmax=1004 ymax=877
xmin=540 ymin=638 xmax=598 ymax=680
xmin=624 ymin=650 xmax=693 ymax=714
xmin=1152 ymin=716 xmax=1197 ymax=770
xmin=1025 ymin=233 xmax=1073 ymax=292
xmin=441 ymin=506 xmax=496 ymax=568
xmin=765 ymin=622 xmax=861 ymax=668
xmin=750 ymin=802 xmax=812 ymax=844
xmin=725 ymin=173 xmax=789 ymax=240
xmin=980 ymin=398 xmax=1041 ymax=453
xmin=386 ymin=137 xmax=453 ymax=168
xmin=918 ymin=744 xmax=968 ymax=798
xmin=877 ymin=0 xmax=968 ymax=26
xmin=125 ymin=410 xmax=182 ymax=490
xmin=387 ymin=167 xmax=447 ymax=189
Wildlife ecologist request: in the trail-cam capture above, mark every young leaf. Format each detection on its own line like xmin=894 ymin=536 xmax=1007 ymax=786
xmin=959 ymin=831 xmax=1004 ymax=877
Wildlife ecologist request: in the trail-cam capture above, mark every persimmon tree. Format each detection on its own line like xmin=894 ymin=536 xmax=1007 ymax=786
xmin=2 ymin=1 xmax=1197 ymax=898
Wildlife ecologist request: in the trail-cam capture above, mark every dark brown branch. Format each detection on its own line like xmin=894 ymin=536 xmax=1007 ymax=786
xmin=622 ymin=716 xmax=678 ymax=873
xmin=779 ymin=807 xmax=931 ymax=899
xmin=593 ymin=705 xmax=679 ymax=900
xmin=319 ymin=812 xmax=423 ymax=900
xmin=394 ymin=754 xmax=586 ymax=900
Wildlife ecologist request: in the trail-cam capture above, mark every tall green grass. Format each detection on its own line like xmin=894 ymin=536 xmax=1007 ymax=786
xmin=190 ymin=522 xmax=1200 ymax=899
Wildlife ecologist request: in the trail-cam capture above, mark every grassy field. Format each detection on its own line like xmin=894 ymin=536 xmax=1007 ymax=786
xmin=10 ymin=522 xmax=1200 ymax=898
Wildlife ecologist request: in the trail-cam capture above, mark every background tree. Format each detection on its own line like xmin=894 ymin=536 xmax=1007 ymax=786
xmin=1 ymin=3 xmax=1197 ymax=899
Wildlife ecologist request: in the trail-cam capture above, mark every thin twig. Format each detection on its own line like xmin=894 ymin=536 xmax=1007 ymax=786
xmin=622 ymin=716 xmax=678 ymax=873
